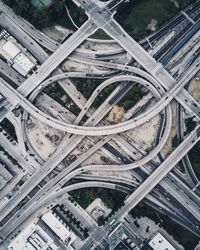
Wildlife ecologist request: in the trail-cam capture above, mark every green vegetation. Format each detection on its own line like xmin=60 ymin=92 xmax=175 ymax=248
xmin=0 ymin=145 xmax=21 ymax=168
xmin=97 ymin=216 xmax=105 ymax=226
xmin=172 ymin=135 xmax=179 ymax=148
xmin=44 ymin=79 xmax=145 ymax=118
xmin=54 ymin=205 xmax=89 ymax=238
xmin=189 ymin=141 xmax=200 ymax=179
xmin=116 ymin=0 xmax=196 ymax=40
xmin=2 ymin=0 xmax=87 ymax=29
xmin=74 ymin=78 xmax=117 ymax=108
xmin=118 ymin=85 xmax=145 ymax=111
xmin=184 ymin=118 xmax=200 ymax=179
xmin=0 ymin=118 xmax=18 ymax=142
xmin=69 ymin=188 xmax=126 ymax=211
xmin=43 ymin=83 xmax=81 ymax=116
xmin=90 ymin=29 xmax=111 ymax=40
xmin=130 ymin=202 xmax=199 ymax=249
xmin=185 ymin=118 xmax=197 ymax=135
xmin=73 ymin=78 xmax=102 ymax=100
xmin=3 ymin=0 xmax=196 ymax=38
xmin=74 ymin=79 xmax=145 ymax=111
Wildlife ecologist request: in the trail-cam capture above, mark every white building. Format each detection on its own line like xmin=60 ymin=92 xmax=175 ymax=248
xmin=2 ymin=40 xmax=20 ymax=60
xmin=109 ymin=223 xmax=140 ymax=250
xmin=42 ymin=211 xmax=77 ymax=247
xmin=1 ymin=40 xmax=35 ymax=76
xmin=149 ymin=232 xmax=176 ymax=250
xmin=12 ymin=53 xmax=35 ymax=77
xmin=8 ymin=220 xmax=59 ymax=250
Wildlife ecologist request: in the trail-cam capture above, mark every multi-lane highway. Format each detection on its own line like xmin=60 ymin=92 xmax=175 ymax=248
xmin=0 ymin=57 xmax=199 ymax=136
xmin=0 ymin=0 xmax=200 ymax=248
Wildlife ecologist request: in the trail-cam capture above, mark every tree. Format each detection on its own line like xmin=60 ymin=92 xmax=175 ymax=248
xmin=185 ymin=118 xmax=196 ymax=134
xmin=172 ymin=135 xmax=179 ymax=148
xmin=33 ymin=8 xmax=51 ymax=28
xmin=97 ymin=216 xmax=105 ymax=226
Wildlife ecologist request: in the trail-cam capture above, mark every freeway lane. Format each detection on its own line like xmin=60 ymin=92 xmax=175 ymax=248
xmin=0 ymin=59 xmax=199 ymax=136
xmin=121 ymin=127 xmax=200 ymax=216
xmin=0 ymin=71 xmax=147 ymax=228
xmin=0 ymin=0 xmax=199 ymax=246
xmin=70 ymin=55 xmax=200 ymax=120
xmin=2 ymin=122 xmax=200 ymax=241
xmin=0 ymin=70 xmax=198 ymax=240
xmin=0 ymin=181 xmax=131 ymax=240
xmin=99 ymin=17 xmax=200 ymax=118
xmin=0 ymin=41 xmax=198 ymax=232
xmin=0 ymin=0 xmax=59 ymax=52
xmin=17 ymin=19 xmax=96 ymax=96
xmin=79 ymin=126 xmax=200 ymax=250
xmin=0 ymin=0 xmax=199 ymax=125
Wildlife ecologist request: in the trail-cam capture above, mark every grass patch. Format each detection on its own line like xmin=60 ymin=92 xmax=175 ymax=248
xmin=116 ymin=0 xmax=196 ymax=40
xmin=118 ymin=85 xmax=145 ymax=111
xmin=0 ymin=118 xmax=18 ymax=142
xmin=188 ymin=141 xmax=200 ymax=179
xmin=2 ymin=0 xmax=87 ymax=30
xmin=73 ymin=78 xmax=102 ymax=100
xmin=43 ymin=83 xmax=81 ymax=116
xmin=73 ymin=78 xmax=117 ymax=109
xmin=185 ymin=118 xmax=197 ymax=135
xmin=69 ymin=188 xmax=126 ymax=211
xmin=90 ymin=29 xmax=111 ymax=40
xmin=185 ymin=119 xmax=199 ymax=179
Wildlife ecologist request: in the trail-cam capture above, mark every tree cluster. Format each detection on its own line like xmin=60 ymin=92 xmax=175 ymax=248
xmin=2 ymin=0 xmax=86 ymax=29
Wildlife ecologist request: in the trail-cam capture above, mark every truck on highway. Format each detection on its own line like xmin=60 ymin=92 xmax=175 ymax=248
xmin=109 ymin=219 xmax=116 ymax=225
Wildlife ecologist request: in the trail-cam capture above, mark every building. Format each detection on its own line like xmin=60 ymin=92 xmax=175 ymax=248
xmin=109 ymin=223 xmax=141 ymax=250
xmin=148 ymin=232 xmax=176 ymax=250
xmin=8 ymin=211 xmax=78 ymax=250
xmin=1 ymin=40 xmax=35 ymax=76
xmin=8 ymin=220 xmax=59 ymax=250
xmin=0 ymin=163 xmax=13 ymax=190
xmin=26 ymin=230 xmax=58 ymax=250
xmin=0 ymin=176 xmax=6 ymax=190
xmin=12 ymin=53 xmax=35 ymax=77
xmin=113 ymin=241 xmax=133 ymax=250
xmin=2 ymin=40 xmax=20 ymax=60
xmin=42 ymin=211 xmax=77 ymax=247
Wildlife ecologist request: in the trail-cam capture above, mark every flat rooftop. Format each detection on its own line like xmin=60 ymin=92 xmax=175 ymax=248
xmin=113 ymin=241 xmax=132 ymax=250
xmin=149 ymin=232 xmax=176 ymax=250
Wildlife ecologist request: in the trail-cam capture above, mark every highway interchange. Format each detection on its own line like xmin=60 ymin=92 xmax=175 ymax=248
xmin=0 ymin=0 xmax=200 ymax=249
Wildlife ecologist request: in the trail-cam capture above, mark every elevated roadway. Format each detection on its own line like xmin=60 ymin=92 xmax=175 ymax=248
xmin=79 ymin=126 xmax=200 ymax=249
xmin=0 ymin=37 xmax=198 ymax=238
xmin=0 ymin=59 xmax=199 ymax=136
xmin=0 ymin=0 xmax=200 ymax=244
xmin=0 ymin=0 xmax=59 ymax=52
